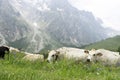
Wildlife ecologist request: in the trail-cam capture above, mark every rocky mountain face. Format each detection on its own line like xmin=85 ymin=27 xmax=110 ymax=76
xmin=0 ymin=0 xmax=116 ymax=52
xmin=0 ymin=0 xmax=31 ymax=46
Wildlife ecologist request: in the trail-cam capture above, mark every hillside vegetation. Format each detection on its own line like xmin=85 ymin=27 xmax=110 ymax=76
xmin=85 ymin=35 xmax=120 ymax=51
xmin=1 ymin=52 xmax=120 ymax=80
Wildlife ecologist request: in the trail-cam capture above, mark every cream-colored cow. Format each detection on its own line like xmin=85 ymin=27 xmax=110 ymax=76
xmin=86 ymin=49 xmax=120 ymax=66
xmin=9 ymin=47 xmax=20 ymax=53
xmin=47 ymin=47 xmax=89 ymax=63
xmin=23 ymin=53 xmax=44 ymax=61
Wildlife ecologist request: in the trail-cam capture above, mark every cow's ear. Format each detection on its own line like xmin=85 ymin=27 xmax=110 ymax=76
xmin=97 ymin=53 xmax=103 ymax=56
xmin=91 ymin=48 xmax=96 ymax=51
xmin=84 ymin=50 xmax=89 ymax=54
xmin=55 ymin=50 xmax=60 ymax=55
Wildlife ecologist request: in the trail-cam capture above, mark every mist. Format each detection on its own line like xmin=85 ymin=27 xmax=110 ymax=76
xmin=69 ymin=0 xmax=120 ymax=31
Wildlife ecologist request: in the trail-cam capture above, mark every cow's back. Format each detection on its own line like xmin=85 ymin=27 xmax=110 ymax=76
xmin=57 ymin=47 xmax=87 ymax=61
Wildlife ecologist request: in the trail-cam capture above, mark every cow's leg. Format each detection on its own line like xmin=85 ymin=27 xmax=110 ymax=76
xmin=0 ymin=55 xmax=2 ymax=59
xmin=1 ymin=52 xmax=5 ymax=59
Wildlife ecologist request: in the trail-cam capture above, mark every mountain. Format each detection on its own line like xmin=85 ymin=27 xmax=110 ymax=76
xmin=0 ymin=0 xmax=118 ymax=52
xmin=85 ymin=35 xmax=120 ymax=51
xmin=0 ymin=0 xmax=31 ymax=46
xmin=105 ymin=28 xmax=120 ymax=37
xmin=0 ymin=0 xmax=62 ymax=52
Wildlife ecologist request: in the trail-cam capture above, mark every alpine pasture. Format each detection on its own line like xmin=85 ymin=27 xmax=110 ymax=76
xmin=0 ymin=51 xmax=120 ymax=80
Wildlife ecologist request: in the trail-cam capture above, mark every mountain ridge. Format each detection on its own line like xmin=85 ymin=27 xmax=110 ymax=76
xmin=0 ymin=0 xmax=118 ymax=52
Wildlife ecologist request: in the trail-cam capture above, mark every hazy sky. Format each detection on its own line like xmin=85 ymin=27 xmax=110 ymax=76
xmin=69 ymin=0 xmax=120 ymax=31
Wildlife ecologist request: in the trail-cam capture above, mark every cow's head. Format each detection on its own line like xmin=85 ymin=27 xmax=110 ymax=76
xmin=47 ymin=50 xmax=60 ymax=63
xmin=92 ymin=52 xmax=103 ymax=63
xmin=0 ymin=46 xmax=10 ymax=59
xmin=84 ymin=50 xmax=93 ymax=62
xmin=86 ymin=49 xmax=104 ymax=63
xmin=85 ymin=49 xmax=98 ymax=63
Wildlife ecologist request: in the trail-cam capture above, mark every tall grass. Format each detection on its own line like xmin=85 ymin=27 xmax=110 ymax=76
xmin=0 ymin=52 xmax=120 ymax=80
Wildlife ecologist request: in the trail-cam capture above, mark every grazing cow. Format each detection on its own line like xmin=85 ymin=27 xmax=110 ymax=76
xmin=0 ymin=46 xmax=9 ymax=59
xmin=47 ymin=47 xmax=90 ymax=63
xmin=86 ymin=49 xmax=120 ymax=66
xmin=23 ymin=53 xmax=44 ymax=61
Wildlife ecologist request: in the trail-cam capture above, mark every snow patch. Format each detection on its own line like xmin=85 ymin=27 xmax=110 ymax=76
xmin=18 ymin=0 xmax=22 ymax=3
xmin=33 ymin=22 xmax=40 ymax=29
xmin=57 ymin=8 xmax=63 ymax=12
xmin=37 ymin=7 xmax=42 ymax=11
xmin=37 ymin=3 xmax=50 ymax=11
xmin=33 ymin=22 xmax=37 ymax=27
xmin=24 ymin=0 xmax=37 ymax=5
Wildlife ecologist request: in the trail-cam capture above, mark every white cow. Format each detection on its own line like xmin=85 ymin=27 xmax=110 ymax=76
xmin=2 ymin=46 xmax=20 ymax=53
xmin=9 ymin=47 xmax=20 ymax=53
xmin=116 ymin=57 xmax=120 ymax=67
xmin=23 ymin=53 xmax=44 ymax=61
xmin=86 ymin=49 xmax=120 ymax=66
xmin=23 ymin=51 xmax=32 ymax=55
xmin=47 ymin=47 xmax=90 ymax=63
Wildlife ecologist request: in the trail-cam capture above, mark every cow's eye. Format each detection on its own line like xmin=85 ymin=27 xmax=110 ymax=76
xmin=52 ymin=55 xmax=55 ymax=57
xmin=93 ymin=54 xmax=95 ymax=56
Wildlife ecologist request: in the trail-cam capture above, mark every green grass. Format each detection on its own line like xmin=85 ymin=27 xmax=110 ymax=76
xmin=85 ymin=35 xmax=120 ymax=51
xmin=1 ymin=52 xmax=120 ymax=80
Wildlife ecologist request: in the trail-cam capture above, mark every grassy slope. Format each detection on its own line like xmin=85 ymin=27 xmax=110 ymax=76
xmin=85 ymin=35 xmax=120 ymax=51
xmin=1 ymin=52 xmax=120 ymax=80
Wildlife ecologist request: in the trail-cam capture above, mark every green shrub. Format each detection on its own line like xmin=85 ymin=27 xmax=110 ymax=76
xmin=118 ymin=46 xmax=120 ymax=54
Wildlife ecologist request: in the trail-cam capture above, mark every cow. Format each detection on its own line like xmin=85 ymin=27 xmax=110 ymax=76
xmin=47 ymin=47 xmax=90 ymax=63
xmin=22 ymin=53 xmax=44 ymax=61
xmin=116 ymin=57 xmax=120 ymax=67
xmin=3 ymin=46 xmax=21 ymax=59
xmin=0 ymin=46 xmax=9 ymax=59
xmin=9 ymin=47 xmax=20 ymax=53
xmin=86 ymin=49 xmax=120 ymax=66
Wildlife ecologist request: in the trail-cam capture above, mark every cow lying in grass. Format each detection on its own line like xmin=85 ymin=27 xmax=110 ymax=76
xmin=9 ymin=47 xmax=20 ymax=53
xmin=0 ymin=46 xmax=9 ymax=59
xmin=23 ymin=52 xmax=44 ymax=61
xmin=47 ymin=47 xmax=90 ymax=63
xmin=86 ymin=49 xmax=120 ymax=66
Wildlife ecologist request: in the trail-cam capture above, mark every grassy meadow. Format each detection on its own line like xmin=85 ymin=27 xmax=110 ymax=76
xmin=85 ymin=36 xmax=120 ymax=51
xmin=0 ymin=52 xmax=120 ymax=80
